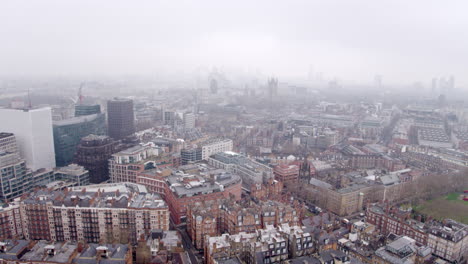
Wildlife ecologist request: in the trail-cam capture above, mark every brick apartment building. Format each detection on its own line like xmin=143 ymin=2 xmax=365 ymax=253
xmin=367 ymin=203 xmax=468 ymax=263
xmin=0 ymin=183 xmax=169 ymax=244
xmin=204 ymin=224 xmax=313 ymax=264
xmin=366 ymin=204 xmax=428 ymax=245
xmin=109 ymin=144 xmax=161 ymax=183
xmin=187 ymin=199 xmax=301 ymax=249
xmin=250 ymin=178 xmax=284 ymax=200
xmin=164 ymin=171 xmax=242 ymax=225
xmin=273 ymin=164 xmax=299 ymax=186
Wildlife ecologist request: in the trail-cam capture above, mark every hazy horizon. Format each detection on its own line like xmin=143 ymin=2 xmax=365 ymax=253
xmin=1 ymin=0 xmax=467 ymax=87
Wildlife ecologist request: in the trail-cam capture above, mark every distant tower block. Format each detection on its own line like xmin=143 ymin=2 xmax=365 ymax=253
xmin=210 ymin=79 xmax=218 ymax=94
xmin=107 ymin=98 xmax=135 ymax=140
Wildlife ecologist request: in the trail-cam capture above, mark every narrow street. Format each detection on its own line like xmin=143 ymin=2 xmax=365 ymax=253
xmin=176 ymin=225 xmax=200 ymax=264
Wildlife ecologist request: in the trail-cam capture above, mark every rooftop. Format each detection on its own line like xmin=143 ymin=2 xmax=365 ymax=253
xmin=21 ymin=241 xmax=77 ymax=264
xmin=211 ymin=151 xmax=272 ymax=174
xmin=22 ymin=183 xmax=167 ymax=209
xmin=166 ymin=171 xmax=241 ymax=198
xmin=74 ymin=244 xmax=129 ymax=264
xmin=0 ymin=240 xmax=29 ymax=260
xmin=55 ymin=163 xmax=88 ymax=176
xmin=418 ymin=128 xmax=450 ymax=143
xmin=375 ymin=236 xmax=416 ymax=264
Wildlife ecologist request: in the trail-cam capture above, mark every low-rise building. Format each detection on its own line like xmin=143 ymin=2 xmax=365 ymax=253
xmin=204 ymin=224 xmax=312 ymax=264
xmin=188 ymin=199 xmax=301 ymax=250
xmin=201 ymin=139 xmax=233 ymax=160
xmin=20 ymin=241 xmax=77 ymax=264
xmin=54 ymin=164 xmax=90 ymax=186
xmin=426 ymin=220 xmax=468 ymax=263
xmin=74 ymin=244 xmax=132 ymax=264
xmin=366 ymin=204 xmax=429 ymax=246
xmin=109 ymin=144 xmax=161 ymax=183
xmin=250 ymin=178 xmax=283 ymax=200
xmin=0 ymin=240 xmax=30 ymax=263
xmin=373 ymin=236 xmax=431 ymax=264
xmin=274 ymin=164 xmax=299 ymax=186
xmin=165 ymin=171 xmax=242 ymax=225
xmin=208 ymin=151 xmax=273 ymax=188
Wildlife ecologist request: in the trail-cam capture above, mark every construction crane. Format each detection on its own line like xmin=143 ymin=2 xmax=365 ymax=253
xmin=78 ymin=82 xmax=85 ymax=105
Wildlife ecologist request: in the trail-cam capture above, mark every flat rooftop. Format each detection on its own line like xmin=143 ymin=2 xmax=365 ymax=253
xmin=418 ymin=128 xmax=450 ymax=142
xmin=21 ymin=241 xmax=77 ymax=264
xmin=74 ymin=244 xmax=129 ymax=264
xmin=166 ymin=171 xmax=241 ymax=198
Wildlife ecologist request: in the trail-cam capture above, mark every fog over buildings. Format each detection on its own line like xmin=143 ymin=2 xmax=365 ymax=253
xmin=0 ymin=0 xmax=468 ymax=87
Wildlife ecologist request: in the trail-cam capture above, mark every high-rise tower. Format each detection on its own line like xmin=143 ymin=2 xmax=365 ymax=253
xmin=107 ymin=98 xmax=135 ymax=140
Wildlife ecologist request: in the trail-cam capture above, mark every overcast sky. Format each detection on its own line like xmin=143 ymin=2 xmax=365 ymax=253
xmin=1 ymin=0 xmax=467 ymax=86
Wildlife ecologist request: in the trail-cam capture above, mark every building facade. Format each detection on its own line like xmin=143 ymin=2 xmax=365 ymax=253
xmin=165 ymin=171 xmax=242 ymax=225
xmin=0 ymin=134 xmax=32 ymax=201
xmin=107 ymin=99 xmax=135 ymax=140
xmin=0 ymin=107 xmax=56 ymax=170
xmin=201 ymin=139 xmax=233 ymax=160
xmin=109 ymin=144 xmax=161 ymax=183
xmin=208 ymin=151 xmax=274 ymax=188
xmin=74 ymin=104 xmax=101 ymax=117
xmin=273 ymin=164 xmax=299 ymax=186
xmin=74 ymin=135 xmax=117 ymax=183
xmin=53 ymin=113 xmax=106 ymax=167
xmin=1 ymin=183 xmax=168 ymax=244
xmin=54 ymin=164 xmax=90 ymax=186
xmin=188 ymin=199 xmax=301 ymax=249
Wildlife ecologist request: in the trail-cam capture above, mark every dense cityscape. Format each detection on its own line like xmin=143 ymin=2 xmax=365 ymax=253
xmin=0 ymin=73 xmax=466 ymax=264
xmin=1 ymin=1 xmax=467 ymax=264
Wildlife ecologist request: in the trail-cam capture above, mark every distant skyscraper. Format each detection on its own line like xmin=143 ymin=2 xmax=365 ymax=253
xmin=53 ymin=113 xmax=106 ymax=167
xmin=75 ymin=104 xmax=101 ymax=117
xmin=183 ymin=112 xmax=195 ymax=130
xmin=0 ymin=107 xmax=56 ymax=170
xmin=267 ymin=78 xmax=278 ymax=98
xmin=163 ymin=110 xmax=176 ymax=126
xmin=107 ymin=98 xmax=135 ymax=140
xmin=210 ymin=79 xmax=218 ymax=94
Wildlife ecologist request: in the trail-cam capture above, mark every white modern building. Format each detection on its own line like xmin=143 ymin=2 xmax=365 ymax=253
xmin=201 ymin=138 xmax=233 ymax=160
xmin=208 ymin=151 xmax=273 ymax=187
xmin=183 ymin=112 xmax=195 ymax=130
xmin=0 ymin=107 xmax=56 ymax=170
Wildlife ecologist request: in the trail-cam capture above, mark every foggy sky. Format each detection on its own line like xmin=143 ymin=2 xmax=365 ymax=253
xmin=1 ymin=0 xmax=467 ymax=86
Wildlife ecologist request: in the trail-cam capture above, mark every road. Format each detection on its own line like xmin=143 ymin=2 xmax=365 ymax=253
xmin=177 ymin=226 xmax=199 ymax=264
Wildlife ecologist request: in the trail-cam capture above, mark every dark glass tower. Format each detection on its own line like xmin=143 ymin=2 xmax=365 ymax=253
xmin=107 ymin=98 xmax=135 ymax=140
